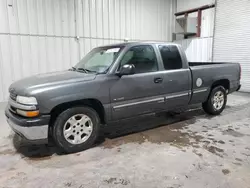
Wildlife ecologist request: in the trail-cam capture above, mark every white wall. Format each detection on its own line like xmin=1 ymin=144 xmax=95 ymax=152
xmin=175 ymin=0 xmax=215 ymax=61
xmin=0 ymin=0 xmax=176 ymax=102
xmin=213 ymin=0 xmax=250 ymax=92
xmin=175 ymin=37 xmax=213 ymax=62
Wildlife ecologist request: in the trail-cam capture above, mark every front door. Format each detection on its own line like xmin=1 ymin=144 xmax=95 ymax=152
xmin=110 ymin=45 xmax=165 ymax=120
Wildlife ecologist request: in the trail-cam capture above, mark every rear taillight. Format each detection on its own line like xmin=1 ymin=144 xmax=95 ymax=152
xmin=240 ymin=64 xmax=241 ymax=80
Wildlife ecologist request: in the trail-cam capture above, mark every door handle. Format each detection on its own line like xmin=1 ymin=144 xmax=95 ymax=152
xmin=154 ymin=77 xmax=163 ymax=83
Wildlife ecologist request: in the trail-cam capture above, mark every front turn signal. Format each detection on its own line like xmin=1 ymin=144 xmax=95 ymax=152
xmin=16 ymin=109 xmax=39 ymax=117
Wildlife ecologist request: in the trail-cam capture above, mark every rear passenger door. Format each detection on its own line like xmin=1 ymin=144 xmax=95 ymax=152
xmin=157 ymin=45 xmax=192 ymax=110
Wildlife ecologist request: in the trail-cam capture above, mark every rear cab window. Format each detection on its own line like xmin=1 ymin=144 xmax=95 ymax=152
xmin=158 ymin=45 xmax=183 ymax=70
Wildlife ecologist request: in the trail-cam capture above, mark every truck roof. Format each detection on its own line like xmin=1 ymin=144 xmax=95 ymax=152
xmin=99 ymin=41 xmax=180 ymax=48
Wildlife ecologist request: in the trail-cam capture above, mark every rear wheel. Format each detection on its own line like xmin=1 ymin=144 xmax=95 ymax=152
xmin=52 ymin=106 xmax=100 ymax=153
xmin=202 ymin=86 xmax=227 ymax=115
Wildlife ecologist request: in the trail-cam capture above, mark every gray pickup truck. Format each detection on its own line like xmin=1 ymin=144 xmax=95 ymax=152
xmin=5 ymin=42 xmax=241 ymax=153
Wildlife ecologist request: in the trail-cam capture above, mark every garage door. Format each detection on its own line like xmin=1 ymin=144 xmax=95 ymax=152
xmin=213 ymin=0 xmax=250 ymax=92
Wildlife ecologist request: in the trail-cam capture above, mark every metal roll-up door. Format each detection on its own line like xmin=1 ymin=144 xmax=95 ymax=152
xmin=213 ymin=0 xmax=250 ymax=92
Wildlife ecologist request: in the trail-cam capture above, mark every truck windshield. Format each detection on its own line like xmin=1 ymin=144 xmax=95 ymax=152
xmin=74 ymin=46 xmax=123 ymax=74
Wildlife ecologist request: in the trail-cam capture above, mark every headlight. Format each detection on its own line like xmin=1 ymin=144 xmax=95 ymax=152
xmin=16 ymin=96 xmax=38 ymax=105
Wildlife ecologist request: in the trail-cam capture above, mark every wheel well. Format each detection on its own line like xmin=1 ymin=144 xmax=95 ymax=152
xmin=211 ymin=79 xmax=230 ymax=91
xmin=49 ymin=99 xmax=106 ymax=126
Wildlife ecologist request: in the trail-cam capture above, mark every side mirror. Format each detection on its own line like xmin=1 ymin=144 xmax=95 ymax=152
xmin=117 ymin=64 xmax=135 ymax=77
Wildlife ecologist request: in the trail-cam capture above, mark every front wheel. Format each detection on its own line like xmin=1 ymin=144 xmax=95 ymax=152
xmin=202 ymin=86 xmax=227 ymax=115
xmin=52 ymin=106 xmax=100 ymax=153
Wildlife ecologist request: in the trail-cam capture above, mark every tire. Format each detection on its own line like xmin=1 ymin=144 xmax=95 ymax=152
xmin=52 ymin=106 xmax=100 ymax=153
xmin=202 ymin=86 xmax=227 ymax=115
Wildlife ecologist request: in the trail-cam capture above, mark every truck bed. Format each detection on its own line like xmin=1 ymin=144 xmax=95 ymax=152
xmin=188 ymin=61 xmax=241 ymax=105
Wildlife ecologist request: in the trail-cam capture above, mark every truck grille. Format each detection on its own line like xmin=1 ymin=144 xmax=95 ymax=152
xmin=9 ymin=105 xmax=17 ymax=114
xmin=9 ymin=92 xmax=17 ymax=101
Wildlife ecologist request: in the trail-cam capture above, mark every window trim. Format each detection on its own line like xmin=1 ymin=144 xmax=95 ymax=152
xmin=115 ymin=44 xmax=160 ymax=75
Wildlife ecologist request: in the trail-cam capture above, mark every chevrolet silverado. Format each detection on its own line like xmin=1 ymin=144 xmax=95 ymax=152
xmin=5 ymin=42 xmax=241 ymax=153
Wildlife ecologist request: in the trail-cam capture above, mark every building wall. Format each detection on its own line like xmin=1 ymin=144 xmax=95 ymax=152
xmin=175 ymin=0 xmax=215 ymax=62
xmin=0 ymin=0 xmax=176 ymax=102
xmin=177 ymin=0 xmax=214 ymax=12
xmin=213 ymin=0 xmax=250 ymax=92
xmin=175 ymin=37 xmax=213 ymax=62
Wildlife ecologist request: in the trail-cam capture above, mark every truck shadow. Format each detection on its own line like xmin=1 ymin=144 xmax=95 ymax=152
xmin=12 ymin=134 xmax=59 ymax=158
xmin=12 ymin=106 xmax=208 ymax=158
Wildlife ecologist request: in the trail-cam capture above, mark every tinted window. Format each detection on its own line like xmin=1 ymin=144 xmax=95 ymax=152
xmin=159 ymin=45 xmax=182 ymax=70
xmin=120 ymin=45 xmax=158 ymax=74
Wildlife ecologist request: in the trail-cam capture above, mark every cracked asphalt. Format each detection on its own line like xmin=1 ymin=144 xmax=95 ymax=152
xmin=0 ymin=92 xmax=250 ymax=188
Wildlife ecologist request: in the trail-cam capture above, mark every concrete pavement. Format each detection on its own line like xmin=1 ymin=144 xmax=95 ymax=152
xmin=0 ymin=93 xmax=250 ymax=188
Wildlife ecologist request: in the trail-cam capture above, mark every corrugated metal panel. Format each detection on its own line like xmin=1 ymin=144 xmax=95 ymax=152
xmin=175 ymin=37 xmax=213 ymax=62
xmin=0 ymin=0 xmax=176 ymax=102
xmin=5 ymin=0 xmax=76 ymax=36
xmin=213 ymin=0 xmax=250 ymax=92
xmin=0 ymin=35 xmax=79 ymax=100
xmin=75 ymin=0 xmax=176 ymax=41
xmin=1 ymin=0 xmax=176 ymax=39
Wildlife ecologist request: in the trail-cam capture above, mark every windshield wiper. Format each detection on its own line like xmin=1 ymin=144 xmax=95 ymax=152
xmin=76 ymin=68 xmax=97 ymax=73
xmin=69 ymin=67 xmax=77 ymax=71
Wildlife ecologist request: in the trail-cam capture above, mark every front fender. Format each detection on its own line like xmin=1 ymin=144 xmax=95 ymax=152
xmin=39 ymin=94 xmax=112 ymax=123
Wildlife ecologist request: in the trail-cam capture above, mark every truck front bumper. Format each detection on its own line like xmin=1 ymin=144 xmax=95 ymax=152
xmin=5 ymin=107 xmax=50 ymax=144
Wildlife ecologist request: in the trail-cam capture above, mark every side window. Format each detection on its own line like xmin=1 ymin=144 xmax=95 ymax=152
xmin=120 ymin=45 xmax=158 ymax=74
xmin=158 ymin=45 xmax=182 ymax=70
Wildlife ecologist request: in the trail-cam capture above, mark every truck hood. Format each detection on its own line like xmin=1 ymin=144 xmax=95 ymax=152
xmin=10 ymin=71 xmax=96 ymax=96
